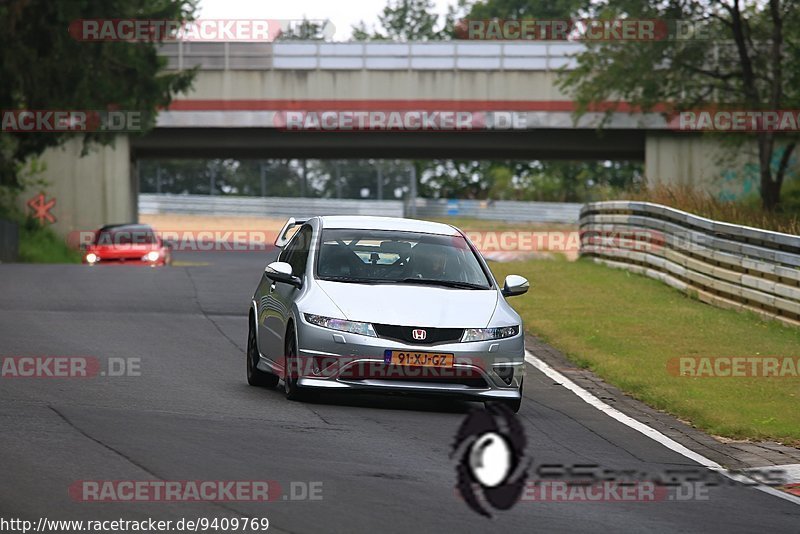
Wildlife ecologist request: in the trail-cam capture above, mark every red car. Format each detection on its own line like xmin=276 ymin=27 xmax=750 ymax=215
xmin=83 ymin=224 xmax=172 ymax=266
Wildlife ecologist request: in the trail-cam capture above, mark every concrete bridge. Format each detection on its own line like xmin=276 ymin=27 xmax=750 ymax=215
xmin=30 ymin=41 xmax=764 ymax=236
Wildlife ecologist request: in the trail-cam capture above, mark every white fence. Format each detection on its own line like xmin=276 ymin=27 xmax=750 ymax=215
xmin=158 ymin=41 xmax=583 ymax=71
xmin=580 ymin=201 xmax=800 ymax=326
xmin=415 ymin=198 xmax=581 ymax=224
xmin=139 ymin=194 xmax=404 ymax=219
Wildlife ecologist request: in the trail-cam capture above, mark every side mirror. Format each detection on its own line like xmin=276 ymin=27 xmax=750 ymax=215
xmin=265 ymin=261 xmax=302 ymax=288
xmin=502 ymin=275 xmax=529 ymax=297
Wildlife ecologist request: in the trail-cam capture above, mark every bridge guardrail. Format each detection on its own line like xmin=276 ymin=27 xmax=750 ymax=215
xmin=158 ymin=41 xmax=583 ymax=71
xmin=139 ymin=193 xmax=404 ymax=219
xmin=579 ymin=201 xmax=800 ymax=326
xmin=415 ymin=198 xmax=581 ymax=224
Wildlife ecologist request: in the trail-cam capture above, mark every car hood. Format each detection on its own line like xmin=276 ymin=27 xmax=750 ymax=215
xmin=316 ymin=280 xmax=499 ymax=328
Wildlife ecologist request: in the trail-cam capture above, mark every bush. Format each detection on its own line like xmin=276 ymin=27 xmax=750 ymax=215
xmin=18 ymin=218 xmax=81 ymax=264
xmin=621 ymin=183 xmax=799 ymax=234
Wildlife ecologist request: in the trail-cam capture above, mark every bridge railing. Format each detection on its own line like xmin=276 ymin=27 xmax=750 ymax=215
xmin=139 ymin=193 xmax=404 ymax=219
xmin=158 ymin=41 xmax=584 ymax=71
xmin=579 ymin=201 xmax=800 ymax=326
xmin=415 ymin=198 xmax=581 ymax=224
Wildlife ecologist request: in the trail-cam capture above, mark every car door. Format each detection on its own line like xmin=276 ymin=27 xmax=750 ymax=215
xmin=260 ymin=225 xmax=312 ymax=365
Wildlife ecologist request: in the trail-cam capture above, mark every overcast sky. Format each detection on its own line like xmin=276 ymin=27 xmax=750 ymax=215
xmin=197 ymin=0 xmax=454 ymax=41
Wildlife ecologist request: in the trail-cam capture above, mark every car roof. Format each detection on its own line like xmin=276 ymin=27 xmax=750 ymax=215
xmin=318 ymin=216 xmax=460 ymax=236
xmin=98 ymin=224 xmax=154 ymax=233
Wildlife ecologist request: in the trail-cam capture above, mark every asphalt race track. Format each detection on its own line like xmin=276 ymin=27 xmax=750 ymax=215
xmin=1 ymin=250 xmax=798 ymax=533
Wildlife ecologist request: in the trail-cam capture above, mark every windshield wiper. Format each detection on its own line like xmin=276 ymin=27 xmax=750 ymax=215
xmin=399 ymin=278 xmax=488 ymax=290
xmin=321 ymin=276 xmax=394 ymax=284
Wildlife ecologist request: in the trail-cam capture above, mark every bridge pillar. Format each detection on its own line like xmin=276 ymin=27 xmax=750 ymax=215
xmin=645 ymin=132 xmax=798 ymax=200
xmin=19 ymin=136 xmax=134 ymax=238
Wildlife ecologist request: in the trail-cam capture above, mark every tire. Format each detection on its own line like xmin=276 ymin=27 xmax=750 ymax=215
xmin=247 ymin=314 xmax=279 ymax=387
xmin=283 ymin=323 xmax=306 ymax=401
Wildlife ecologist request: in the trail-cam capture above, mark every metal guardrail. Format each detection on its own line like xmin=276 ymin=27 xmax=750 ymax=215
xmin=139 ymin=194 xmax=580 ymax=224
xmin=415 ymin=198 xmax=581 ymax=224
xmin=139 ymin=193 xmax=405 ymax=219
xmin=158 ymin=41 xmax=583 ymax=71
xmin=579 ymin=201 xmax=800 ymax=326
xmin=0 ymin=219 xmax=19 ymax=263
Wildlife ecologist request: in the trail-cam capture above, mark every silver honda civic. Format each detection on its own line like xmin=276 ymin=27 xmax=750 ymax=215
xmin=246 ymin=216 xmax=529 ymax=412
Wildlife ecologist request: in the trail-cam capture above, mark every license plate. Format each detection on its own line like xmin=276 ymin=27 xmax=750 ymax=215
xmin=384 ymin=350 xmax=454 ymax=367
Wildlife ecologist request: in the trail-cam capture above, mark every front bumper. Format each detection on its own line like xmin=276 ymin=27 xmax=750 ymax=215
xmin=292 ymin=319 xmax=525 ymax=400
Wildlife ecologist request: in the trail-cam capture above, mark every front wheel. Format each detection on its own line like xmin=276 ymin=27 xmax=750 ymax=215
xmin=283 ymin=324 xmax=304 ymax=400
xmin=247 ymin=315 xmax=279 ymax=387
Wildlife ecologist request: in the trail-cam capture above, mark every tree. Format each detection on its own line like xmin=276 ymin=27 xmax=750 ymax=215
xmin=0 ymin=0 xmax=196 ymax=195
xmin=352 ymin=0 xmax=446 ymax=41
xmin=465 ymin=0 xmax=588 ymax=21
xmin=275 ymin=19 xmax=332 ymax=41
xmin=559 ymin=0 xmax=800 ymax=210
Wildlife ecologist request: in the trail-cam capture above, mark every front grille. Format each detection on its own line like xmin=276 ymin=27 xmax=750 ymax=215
xmin=373 ymin=324 xmax=464 ymax=345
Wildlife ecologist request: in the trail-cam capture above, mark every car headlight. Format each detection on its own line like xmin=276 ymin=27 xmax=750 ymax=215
xmin=143 ymin=251 xmax=160 ymax=262
xmin=85 ymin=253 xmax=98 ymax=264
xmin=304 ymin=314 xmax=377 ymax=337
xmin=461 ymin=325 xmax=519 ymax=342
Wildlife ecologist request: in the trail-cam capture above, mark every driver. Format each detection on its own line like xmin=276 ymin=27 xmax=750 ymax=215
xmin=411 ymin=243 xmax=448 ymax=279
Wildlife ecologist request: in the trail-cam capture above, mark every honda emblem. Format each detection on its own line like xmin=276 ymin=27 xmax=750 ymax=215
xmin=412 ymin=329 xmax=427 ymax=341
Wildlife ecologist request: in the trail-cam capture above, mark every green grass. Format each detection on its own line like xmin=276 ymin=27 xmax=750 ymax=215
xmin=489 ymin=257 xmax=800 ymax=445
xmin=421 ymin=216 xmax=575 ymax=233
xmin=18 ymin=222 xmax=81 ymax=263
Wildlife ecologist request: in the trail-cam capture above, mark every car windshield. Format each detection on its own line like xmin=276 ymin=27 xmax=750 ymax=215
xmin=316 ymin=229 xmax=492 ymax=289
xmin=96 ymin=227 xmax=158 ymax=246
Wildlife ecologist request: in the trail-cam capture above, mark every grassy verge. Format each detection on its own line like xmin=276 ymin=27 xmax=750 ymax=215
xmin=423 ymin=216 xmax=575 ymax=233
xmin=489 ymin=256 xmax=800 ymax=445
xmin=18 ymin=221 xmax=81 ymax=263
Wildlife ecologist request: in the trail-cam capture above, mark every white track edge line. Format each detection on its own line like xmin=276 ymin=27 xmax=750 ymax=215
xmin=524 ymin=350 xmax=800 ymax=506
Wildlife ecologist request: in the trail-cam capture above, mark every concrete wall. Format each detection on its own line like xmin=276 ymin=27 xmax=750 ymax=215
xmin=19 ymin=136 xmax=134 ymax=237
xmin=645 ymin=132 xmax=799 ymax=200
xmin=187 ymin=70 xmax=568 ymax=101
